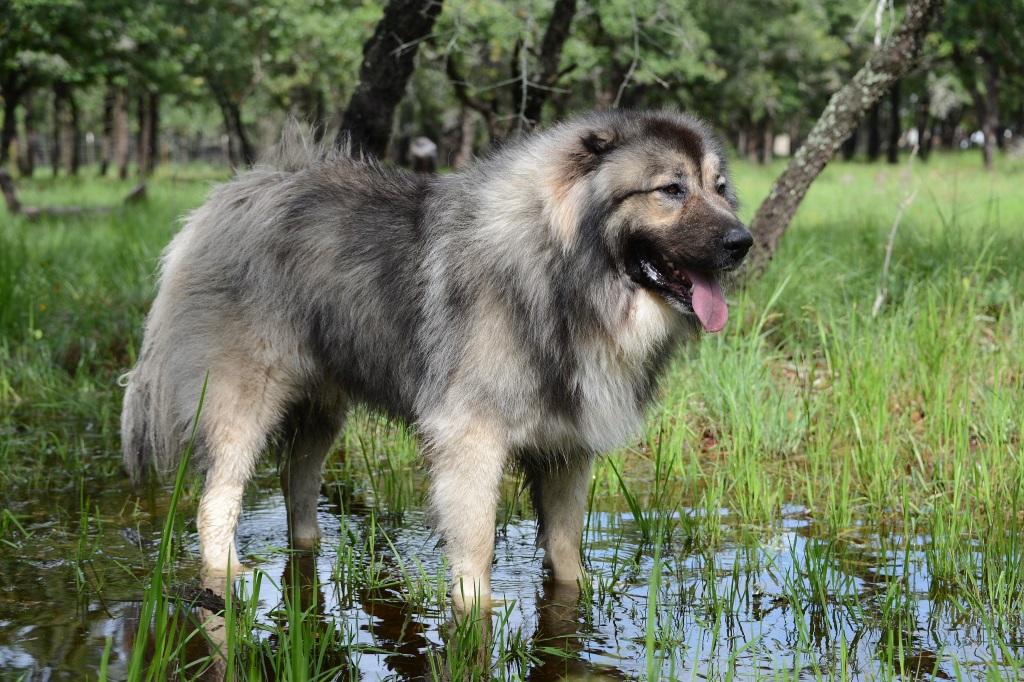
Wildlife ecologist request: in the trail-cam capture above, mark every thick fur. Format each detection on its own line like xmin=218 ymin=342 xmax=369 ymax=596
xmin=121 ymin=109 xmax=747 ymax=606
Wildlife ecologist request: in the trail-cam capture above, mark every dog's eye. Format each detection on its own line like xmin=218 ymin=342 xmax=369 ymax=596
xmin=715 ymin=176 xmax=728 ymax=196
xmin=659 ymin=183 xmax=685 ymax=197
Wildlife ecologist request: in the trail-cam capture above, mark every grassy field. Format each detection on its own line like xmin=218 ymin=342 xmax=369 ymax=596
xmin=0 ymin=153 xmax=1022 ymax=680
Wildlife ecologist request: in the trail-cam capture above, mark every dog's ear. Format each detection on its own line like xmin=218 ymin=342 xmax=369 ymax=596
xmin=580 ymin=129 xmax=617 ymax=156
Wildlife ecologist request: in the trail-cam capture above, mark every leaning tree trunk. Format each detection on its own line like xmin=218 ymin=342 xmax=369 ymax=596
xmin=747 ymin=0 xmax=942 ymax=270
xmin=337 ymin=0 xmax=443 ymax=158
xmin=518 ymin=0 xmax=578 ymax=133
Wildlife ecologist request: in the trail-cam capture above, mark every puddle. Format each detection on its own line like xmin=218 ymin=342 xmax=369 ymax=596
xmin=1 ymin=482 xmax=1021 ymax=680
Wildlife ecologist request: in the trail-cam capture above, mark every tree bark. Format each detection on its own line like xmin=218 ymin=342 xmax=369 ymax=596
xmin=338 ymin=0 xmax=443 ymax=158
xmin=518 ymin=0 xmax=578 ymax=132
xmin=747 ymin=0 xmax=942 ymax=270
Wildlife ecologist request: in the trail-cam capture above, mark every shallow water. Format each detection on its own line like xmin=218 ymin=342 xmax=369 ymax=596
xmin=1 ymin=481 xmax=1021 ymax=680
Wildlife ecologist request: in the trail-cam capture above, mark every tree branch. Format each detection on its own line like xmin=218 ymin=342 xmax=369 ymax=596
xmin=747 ymin=0 xmax=942 ymax=272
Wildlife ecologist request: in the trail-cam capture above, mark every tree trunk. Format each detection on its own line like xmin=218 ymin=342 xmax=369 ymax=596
xmin=980 ymin=56 xmax=999 ymax=170
xmin=887 ymin=80 xmax=901 ymax=164
xmin=746 ymin=124 xmax=759 ymax=161
xmin=112 ymin=87 xmax=131 ymax=179
xmin=445 ymin=58 xmax=499 ymax=143
xmin=16 ymin=92 xmax=36 ymax=177
xmin=841 ymin=126 xmax=858 ymax=161
xmin=757 ymin=118 xmax=773 ymax=164
xmin=68 ymin=88 xmax=80 ymax=175
xmin=51 ymin=86 xmax=63 ymax=176
xmin=52 ymin=82 xmax=80 ymax=176
xmin=518 ymin=0 xmax=578 ymax=132
xmin=211 ymin=83 xmax=255 ymax=167
xmin=867 ymin=102 xmax=882 ymax=161
xmin=149 ymin=92 xmax=160 ymax=171
xmin=915 ymin=87 xmax=932 ymax=161
xmin=747 ymin=0 xmax=942 ymax=270
xmin=99 ymin=86 xmax=114 ymax=176
xmin=338 ymin=0 xmax=443 ymax=158
xmin=453 ymin=106 xmax=476 ymax=170
xmin=137 ymin=93 xmax=153 ymax=177
xmin=938 ymin=110 xmax=958 ymax=149
xmin=0 ymin=85 xmax=19 ymax=166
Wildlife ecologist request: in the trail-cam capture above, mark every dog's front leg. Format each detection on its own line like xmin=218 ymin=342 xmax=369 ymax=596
xmin=425 ymin=418 xmax=507 ymax=613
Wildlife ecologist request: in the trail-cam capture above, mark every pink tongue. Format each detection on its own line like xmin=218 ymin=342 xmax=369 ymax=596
xmin=683 ymin=269 xmax=728 ymax=333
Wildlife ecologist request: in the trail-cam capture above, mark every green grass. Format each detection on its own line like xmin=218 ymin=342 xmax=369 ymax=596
xmin=0 ymin=152 xmax=1022 ymax=679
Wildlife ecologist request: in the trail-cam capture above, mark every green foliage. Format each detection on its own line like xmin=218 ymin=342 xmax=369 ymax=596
xmin=2 ymin=0 xmax=1023 ymax=164
xmin=2 ymin=155 xmax=1023 ymax=678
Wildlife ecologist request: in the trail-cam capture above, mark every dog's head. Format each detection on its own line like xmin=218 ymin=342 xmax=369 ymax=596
xmin=548 ymin=110 xmax=752 ymax=333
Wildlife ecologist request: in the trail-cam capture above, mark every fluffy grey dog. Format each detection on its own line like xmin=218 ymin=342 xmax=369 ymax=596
xmin=121 ymin=109 xmax=752 ymax=610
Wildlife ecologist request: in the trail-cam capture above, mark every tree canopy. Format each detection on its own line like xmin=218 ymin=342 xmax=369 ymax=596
xmin=1 ymin=0 xmax=1022 ymax=173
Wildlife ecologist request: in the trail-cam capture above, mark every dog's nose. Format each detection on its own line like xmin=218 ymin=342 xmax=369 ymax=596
xmin=723 ymin=227 xmax=753 ymax=259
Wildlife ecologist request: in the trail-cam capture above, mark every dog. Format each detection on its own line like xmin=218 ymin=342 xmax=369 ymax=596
xmin=120 ymin=109 xmax=752 ymax=610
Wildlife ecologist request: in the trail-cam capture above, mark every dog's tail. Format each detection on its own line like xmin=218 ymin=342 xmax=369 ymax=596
xmin=120 ymin=353 xmax=187 ymax=483
xmin=120 ymin=365 xmax=154 ymax=484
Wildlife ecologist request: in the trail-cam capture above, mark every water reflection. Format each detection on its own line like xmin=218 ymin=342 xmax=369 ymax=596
xmin=1 ymin=489 xmax=1022 ymax=679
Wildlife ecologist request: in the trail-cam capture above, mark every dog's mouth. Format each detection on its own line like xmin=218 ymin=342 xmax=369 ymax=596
xmin=626 ymin=240 xmax=728 ymax=333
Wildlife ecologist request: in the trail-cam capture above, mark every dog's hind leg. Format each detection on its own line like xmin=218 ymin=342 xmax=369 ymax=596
xmin=280 ymin=397 xmax=346 ymax=548
xmin=196 ymin=363 xmax=293 ymax=576
xmin=528 ymin=454 xmax=592 ymax=585
xmin=424 ymin=417 xmax=508 ymax=612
